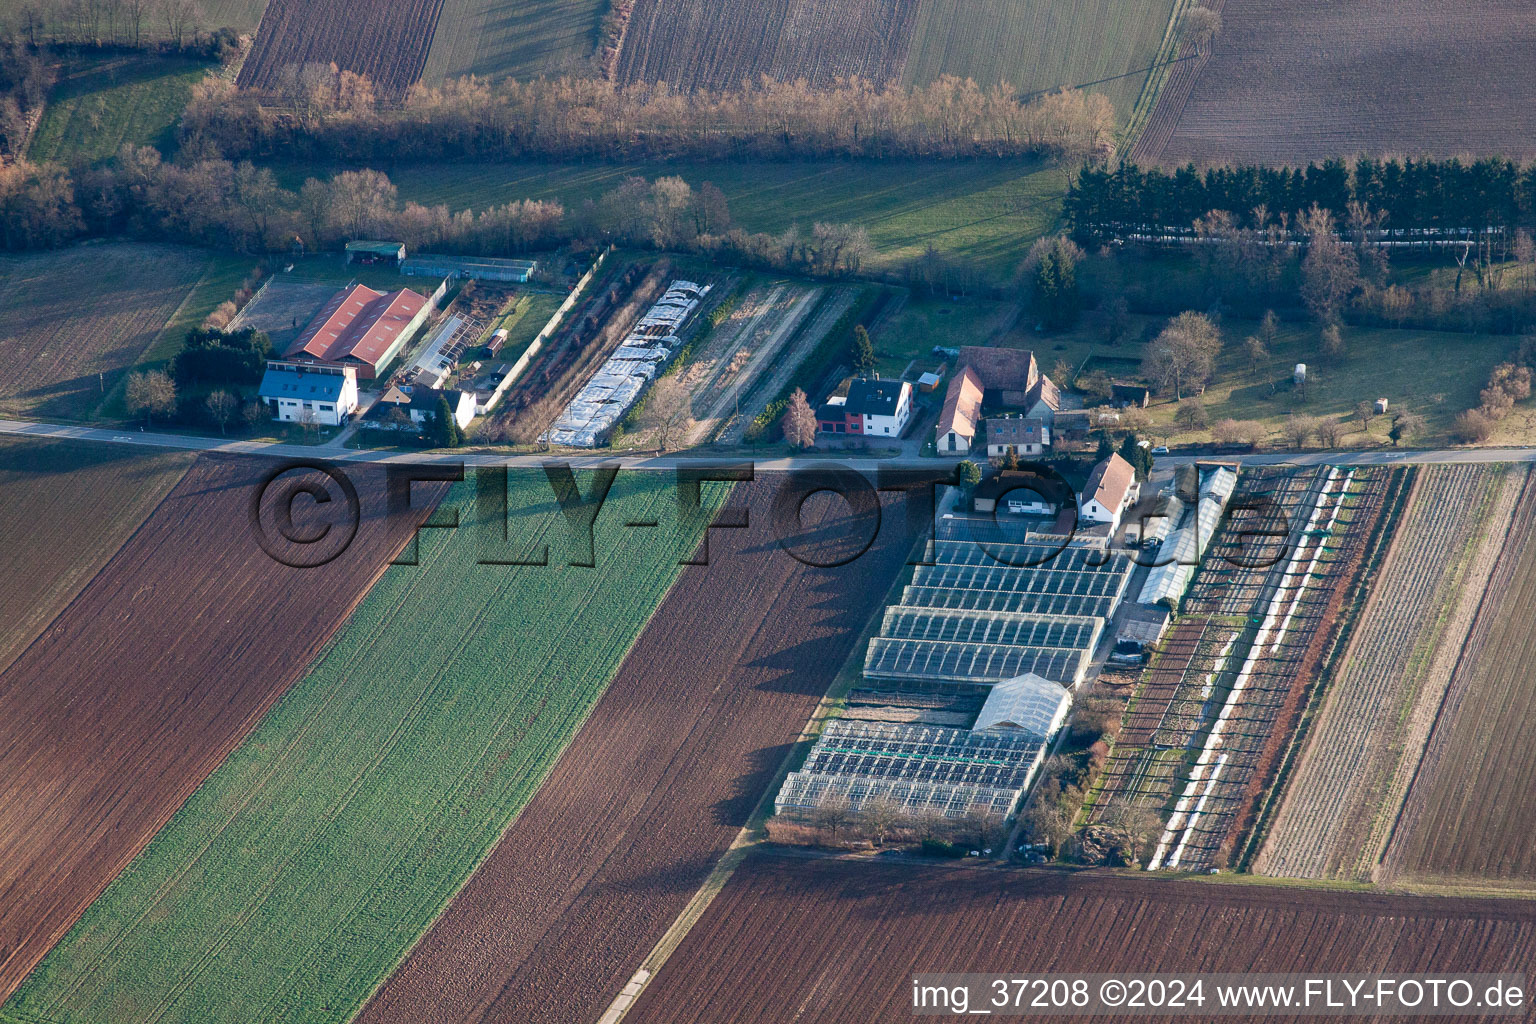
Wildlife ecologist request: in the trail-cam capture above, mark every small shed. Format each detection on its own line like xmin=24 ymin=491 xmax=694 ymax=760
xmin=1294 ymin=362 xmax=1308 ymax=384
xmin=917 ymin=371 xmax=942 ymax=392
xmin=346 ymin=240 xmax=406 ymax=265
xmin=487 ymin=327 xmax=511 ymax=355
xmin=1375 ymin=397 xmax=1389 ymax=415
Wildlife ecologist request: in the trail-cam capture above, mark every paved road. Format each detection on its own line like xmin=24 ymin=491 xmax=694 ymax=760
xmin=6 ymin=417 xmax=1536 ymax=471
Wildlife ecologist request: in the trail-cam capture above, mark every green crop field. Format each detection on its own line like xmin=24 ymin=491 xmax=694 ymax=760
xmin=2 ymin=468 xmax=728 ymax=1024
xmin=370 ymin=157 xmax=1064 ymax=276
xmin=28 ymin=55 xmax=214 ymax=164
xmin=0 ymin=438 xmax=191 ymax=675
xmin=422 ymin=0 xmax=607 ymax=82
xmin=903 ymin=0 xmax=1179 ymax=120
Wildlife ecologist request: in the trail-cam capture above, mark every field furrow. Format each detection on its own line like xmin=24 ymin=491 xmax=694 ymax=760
xmin=358 ymin=477 xmax=915 ymax=1024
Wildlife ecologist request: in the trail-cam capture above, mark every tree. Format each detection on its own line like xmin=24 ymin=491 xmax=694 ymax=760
xmin=1211 ymin=418 xmax=1245 ymax=446
xmin=1173 ymin=399 xmax=1208 ymax=431
xmin=1181 ymin=4 xmax=1223 ymax=51
xmin=960 ymin=805 xmax=1004 ymax=851
xmin=1454 ymin=409 xmax=1495 ymax=444
xmin=1024 ymin=235 xmax=1082 ymax=330
xmin=781 ymin=387 xmax=818 ymax=449
xmin=811 ymin=794 xmax=853 ymax=843
xmin=1315 ymin=417 xmax=1342 ymax=448
xmin=124 ymin=369 xmax=175 ymax=427
xmin=638 ymin=374 xmax=695 ymax=451
xmin=850 ymin=325 xmax=876 ymax=372
xmin=1243 ymin=334 xmax=1267 ymax=376
xmin=1259 ymin=309 xmax=1281 ymax=352
xmin=1102 ymin=295 xmax=1131 ymax=346
xmin=428 ymin=395 xmax=462 ymax=448
xmin=1355 ymin=400 xmax=1375 ymax=432
xmin=243 ymin=399 xmax=271 ymax=433
xmin=859 ymin=797 xmax=903 ymax=847
xmin=1049 ymin=358 xmax=1075 ymax=389
xmin=1019 ymin=799 xmax=1072 ymax=858
xmin=1141 ymin=311 xmax=1221 ymax=400
xmin=1320 ymin=323 xmax=1345 ymax=363
xmin=1077 ymin=368 xmax=1113 ymax=404
xmin=1283 ymin=414 xmax=1317 ymax=448
xmin=1094 ymin=432 xmax=1113 ymax=462
xmin=1299 ymin=206 xmax=1359 ymax=324
xmin=1389 ymin=409 xmax=1424 ymax=447
xmin=954 ymin=460 xmax=981 ymax=492
xmin=1001 ymin=447 xmax=1020 ymax=471
xmin=1119 ymin=433 xmax=1152 ymax=480
xmin=161 ymin=0 xmax=201 ymax=48
xmin=205 ymin=389 xmax=238 ymax=435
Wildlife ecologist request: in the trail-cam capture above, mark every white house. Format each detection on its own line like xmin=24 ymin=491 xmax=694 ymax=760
xmin=258 ymin=360 xmax=358 ymax=426
xmin=835 ymin=377 xmax=913 ymax=438
xmin=985 ymin=415 xmax=1050 ymax=457
xmin=1079 ymin=453 xmax=1140 ymax=530
xmin=373 ymin=384 xmax=477 ymax=431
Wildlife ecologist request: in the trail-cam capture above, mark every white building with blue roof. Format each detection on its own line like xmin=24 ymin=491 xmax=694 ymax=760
xmin=258 ymin=360 xmax=359 ymax=426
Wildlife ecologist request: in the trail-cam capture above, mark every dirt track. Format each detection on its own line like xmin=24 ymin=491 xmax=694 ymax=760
xmin=356 ymin=475 xmax=918 ymax=1024
xmin=0 ymin=455 xmax=442 ymax=1000
xmin=628 ymin=853 xmax=1536 ymax=1024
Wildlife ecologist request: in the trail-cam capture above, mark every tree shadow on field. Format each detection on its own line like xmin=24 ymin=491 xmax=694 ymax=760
xmin=708 ymin=740 xmax=796 ymax=828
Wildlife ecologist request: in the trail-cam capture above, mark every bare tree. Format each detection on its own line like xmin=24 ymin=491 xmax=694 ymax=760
xmin=1354 ymin=400 xmax=1375 ymax=433
xmin=781 ymin=387 xmax=817 ymax=449
xmin=860 ymin=797 xmax=904 ymax=847
xmin=161 ymin=0 xmax=199 ymax=46
xmin=242 ymin=398 xmax=270 ymax=433
xmin=205 ymin=388 xmax=237 ymax=435
xmin=637 ymin=374 xmax=694 ymax=451
xmin=1299 ymin=206 xmax=1360 ymax=324
xmin=1315 ymin=417 xmax=1342 ymax=448
xmin=811 ymin=793 xmax=853 ymax=844
xmin=1320 ymin=323 xmax=1345 ymax=363
xmin=123 ymin=0 xmax=147 ymax=46
xmin=1180 ymin=4 xmax=1222 ymax=52
xmin=1284 ymin=414 xmax=1318 ymax=448
xmin=1141 ymin=311 xmax=1221 ymax=400
xmin=1454 ymin=409 xmax=1495 ymax=444
xmin=125 ymin=369 xmax=175 ymax=427
xmin=1242 ymin=334 xmax=1267 ymax=376
xmin=1173 ymin=398 xmax=1208 ymax=431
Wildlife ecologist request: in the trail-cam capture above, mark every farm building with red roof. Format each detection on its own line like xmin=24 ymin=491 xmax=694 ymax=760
xmin=284 ymin=283 xmax=431 ymax=379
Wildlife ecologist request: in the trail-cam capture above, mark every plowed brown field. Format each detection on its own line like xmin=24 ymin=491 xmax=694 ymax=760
xmin=628 ymin=854 xmax=1536 ymax=1024
xmin=1143 ymin=0 xmax=1536 ymax=164
xmin=357 ymin=475 xmax=917 ymax=1024
xmin=0 ymin=455 xmax=442 ymax=1000
xmin=237 ymin=0 xmax=447 ymax=98
xmin=615 ymin=0 xmax=922 ymax=89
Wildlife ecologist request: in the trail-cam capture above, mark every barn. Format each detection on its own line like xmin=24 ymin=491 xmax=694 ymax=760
xmin=284 ymin=282 xmax=431 ymax=379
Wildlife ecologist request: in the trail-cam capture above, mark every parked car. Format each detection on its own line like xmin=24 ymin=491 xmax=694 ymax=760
xmin=1151 ymin=445 xmax=1170 ymax=455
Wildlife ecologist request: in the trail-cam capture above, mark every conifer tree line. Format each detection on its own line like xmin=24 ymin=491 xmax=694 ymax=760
xmin=1068 ymin=158 xmax=1536 ymax=254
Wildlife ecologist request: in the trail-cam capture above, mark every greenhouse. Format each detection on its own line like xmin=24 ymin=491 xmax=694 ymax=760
xmin=971 ymin=672 xmax=1073 ymax=738
xmin=879 ymin=607 xmax=1102 ymax=652
xmin=864 ymin=637 xmax=1088 ymax=688
xmin=774 ymin=720 xmax=1049 ymax=819
xmin=898 ymin=586 xmax=1117 ymax=620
